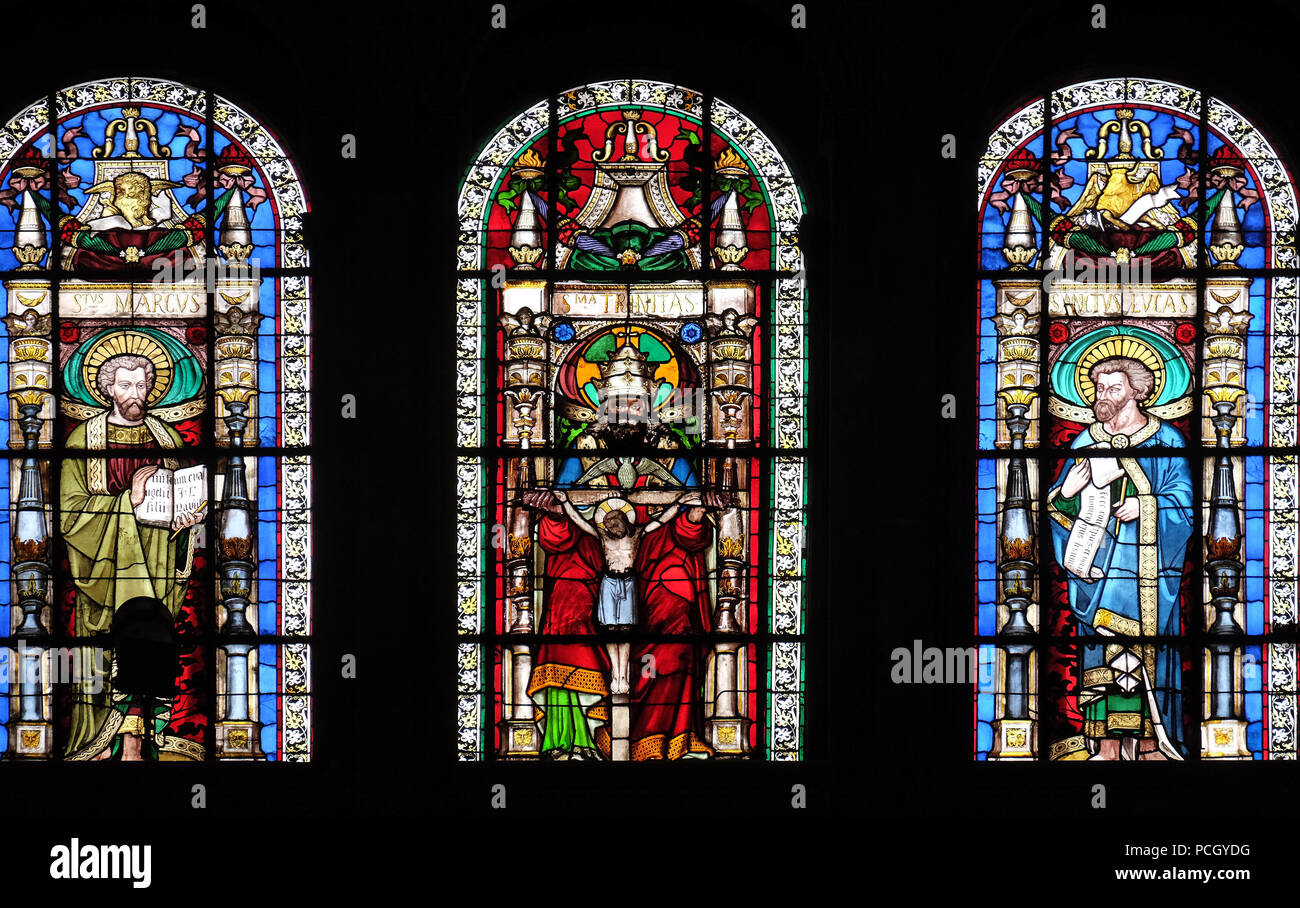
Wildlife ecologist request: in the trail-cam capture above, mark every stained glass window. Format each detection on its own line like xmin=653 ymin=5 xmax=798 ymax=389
xmin=976 ymin=76 xmax=1296 ymax=761
xmin=456 ymin=79 xmax=807 ymax=760
xmin=0 ymin=77 xmax=311 ymax=761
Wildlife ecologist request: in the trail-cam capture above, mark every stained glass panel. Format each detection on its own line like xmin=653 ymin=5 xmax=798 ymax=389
xmin=0 ymin=77 xmax=311 ymax=762
xmin=975 ymin=76 xmax=1300 ymax=761
xmin=457 ymin=79 xmax=807 ymax=762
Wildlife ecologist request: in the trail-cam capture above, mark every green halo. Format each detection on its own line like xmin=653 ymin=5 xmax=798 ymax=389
xmin=64 ymin=327 xmax=204 ymax=409
xmin=1051 ymin=325 xmax=1191 ymax=409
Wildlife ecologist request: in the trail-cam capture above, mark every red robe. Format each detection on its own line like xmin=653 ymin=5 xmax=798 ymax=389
xmin=526 ymin=513 xmax=611 ymax=720
xmin=527 ymin=499 xmax=715 ymax=760
xmin=628 ymin=509 xmax=714 ymax=760
xmin=61 ymin=224 xmax=200 ymax=275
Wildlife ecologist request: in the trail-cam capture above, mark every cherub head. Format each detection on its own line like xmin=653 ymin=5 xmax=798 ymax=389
xmin=85 ymin=171 xmax=178 ymax=228
xmin=112 ymin=173 xmax=152 ymax=225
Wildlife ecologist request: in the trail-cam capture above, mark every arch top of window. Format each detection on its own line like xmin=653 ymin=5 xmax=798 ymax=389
xmin=976 ymin=76 xmax=1300 ymax=273
xmin=456 ymin=78 xmax=806 ymax=276
xmin=455 ymin=78 xmax=811 ymax=453
xmin=0 ymin=75 xmax=310 ymax=274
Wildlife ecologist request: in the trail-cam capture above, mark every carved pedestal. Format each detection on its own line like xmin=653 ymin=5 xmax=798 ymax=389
xmin=991 ymin=718 xmax=1036 ymax=760
xmin=1201 ymin=718 xmax=1250 ymax=759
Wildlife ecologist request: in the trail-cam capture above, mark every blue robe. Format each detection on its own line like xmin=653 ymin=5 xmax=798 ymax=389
xmin=1047 ymin=418 xmax=1194 ymax=754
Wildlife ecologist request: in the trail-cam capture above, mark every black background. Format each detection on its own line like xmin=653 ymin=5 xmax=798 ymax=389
xmin=5 ymin=0 xmax=1299 ymax=888
xmin=874 ymin=0 xmax=1300 ymax=882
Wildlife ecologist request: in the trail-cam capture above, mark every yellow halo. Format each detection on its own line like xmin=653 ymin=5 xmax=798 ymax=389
xmin=81 ymin=330 xmax=174 ymax=407
xmin=594 ymin=496 xmax=637 ymax=527
xmin=1075 ymin=335 xmax=1166 ymax=405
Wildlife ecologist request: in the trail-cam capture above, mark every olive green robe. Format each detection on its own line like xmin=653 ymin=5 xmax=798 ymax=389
xmin=60 ymin=413 xmax=196 ymax=760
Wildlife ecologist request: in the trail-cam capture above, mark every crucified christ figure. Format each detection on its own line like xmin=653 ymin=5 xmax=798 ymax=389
xmin=523 ymin=487 xmax=728 ymax=696
xmin=557 ymin=490 xmax=688 ymax=695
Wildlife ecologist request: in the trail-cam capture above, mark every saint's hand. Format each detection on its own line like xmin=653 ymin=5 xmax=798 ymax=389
xmin=683 ymin=491 xmax=730 ymax=523
xmin=1060 ymin=459 xmax=1091 ymax=498
xmin=129 ymin=465 xmax=160 ymax=508
xmin=523 ymin=489 xmax=563 ymax=515
xmin=1113 ymin=498 xmax=1140 ymax=523
xmin=171 ymin=502 xmax=207 ymax=534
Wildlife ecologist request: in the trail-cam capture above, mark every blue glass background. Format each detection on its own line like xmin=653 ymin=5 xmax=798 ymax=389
xmin=975 ymin=644 xmax=998 ymax=759
xmin=1243 ymin=279 xmax=1267 ymax=446
xmin=979 ymin=147 xmax=1045 ymax=271
xmin=1205 ymin=131 xmax=1273 ymax=269
xmin=258 ymin=278 xmax=278 ymax=446
xmin=258 ymin=643 xmax=278 ymax=761
xmin=257 ymin=455 xmax=279 ymax=637
xmin=977 ymin=457 xmax=998 ymax=636
xmin=1244 ymin=457 xmax=1265 ymax=637
xmin=978 ymin=281 xmax=1000 ymax=449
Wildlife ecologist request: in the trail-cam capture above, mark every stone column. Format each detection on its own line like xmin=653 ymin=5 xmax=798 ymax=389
xmin=703 ymin=303 xmax=758 ymax=756
xmin=991 ymin=389 xmax=1037 ymax=760
xmin=1202 ymin=391 xmax=1250 ymax=758
xmin=499 ymin=310 xmax=548 ymax=757
xmin=1201 ymin=279 xmax=1251 ymax=759
xmin=7 ymin=394 xmax=51 ymax=757
xmin=214 ymin=390 xmax=263 ymax=759
xmin=988 ymin=276 xmax=1041 ymax=760
xmin=708 ymin=454 xmax=750 ymax=755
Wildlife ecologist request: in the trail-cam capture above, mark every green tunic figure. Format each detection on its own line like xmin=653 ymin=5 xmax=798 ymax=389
xmin=61 ymin=353 xmax=206 ymax=761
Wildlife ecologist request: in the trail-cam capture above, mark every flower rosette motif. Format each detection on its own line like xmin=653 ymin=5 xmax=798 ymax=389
xmin=556 ymin=217 xmax=578 ymax=247
xmin=1172 ymin=217 xmax=1198 ymax=248
xmin=58 ymin=215 xmax=84 ymax=245
xmin=181 ymin=214 xmax=206 ymax=247
xmin=1049 ymin=215 xmax=1077 ymax=247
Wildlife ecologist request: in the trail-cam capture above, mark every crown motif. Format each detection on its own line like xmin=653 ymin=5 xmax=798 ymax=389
xmin=593 ymin=343 xmax=655 ymax=395
xmin=1084 ymin=108 xmax=1163 ymax=164
xmin=92 ymin=106 xmax=171 ymax=160
xmin=592 ymin=109 xmax=669 ymax=165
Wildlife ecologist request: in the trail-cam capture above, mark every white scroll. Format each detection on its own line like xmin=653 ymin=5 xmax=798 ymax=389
xmin=1061 ymin=453 xmax=1126 ymax=581
xmin=1118 ymin=184 xmax=1184 ymax=225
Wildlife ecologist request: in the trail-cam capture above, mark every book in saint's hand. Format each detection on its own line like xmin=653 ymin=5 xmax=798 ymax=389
xmin=134 ymin=465 xmax=207 ymax=529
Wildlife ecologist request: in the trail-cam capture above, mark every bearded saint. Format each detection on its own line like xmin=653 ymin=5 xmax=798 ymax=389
xmin=1047 ymin=356 xmax=1194 ymax=760
xmin=524 ymin=343 xmax=717 ymax=760
xmin=61 ymin=353 xmax=206 ymax=761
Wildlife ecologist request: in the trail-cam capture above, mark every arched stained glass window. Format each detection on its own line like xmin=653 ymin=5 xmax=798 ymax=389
xmin=975 ymin=76 xmax=1297 ymax=761
xmin=0 ymin=77 xmax=311 ymax=761
xmin=456 ymin=79 xmax=808 ymax=761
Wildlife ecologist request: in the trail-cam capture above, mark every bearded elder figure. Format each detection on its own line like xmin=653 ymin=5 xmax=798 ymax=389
xmin=524 ymin=343 xmax=726 ymax=761
xmin=1047 ymin=356 xmax=1194 ymax=761
xmin=61 ymin=352 xmax=206 ymax=761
